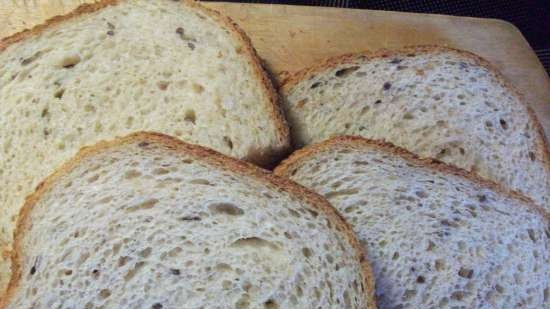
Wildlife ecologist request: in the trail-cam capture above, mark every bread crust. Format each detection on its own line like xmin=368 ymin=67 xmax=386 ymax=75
xmin=1 ymin=132 xmax=377 ymax=309
xmin=274 ymin=135 xmax=550 ymax=223
xmin=279 ymin=45 xmax=550 ymax=175
xmin=0 ymin=0 xmax=290 ymax=167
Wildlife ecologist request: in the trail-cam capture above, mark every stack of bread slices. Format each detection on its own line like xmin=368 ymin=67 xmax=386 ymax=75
xmin=0 ymin=1 xmax=547 ymax=308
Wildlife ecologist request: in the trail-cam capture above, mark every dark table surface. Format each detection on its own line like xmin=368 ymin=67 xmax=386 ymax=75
xmin=207 ymin=0 xmax=550 ymax=75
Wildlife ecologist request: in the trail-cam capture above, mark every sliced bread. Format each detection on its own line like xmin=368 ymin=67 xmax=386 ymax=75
xmin=280 ymin=46 xmax=549 ymax=208
xmin=0 ymin=0 xmax=289 ymax=292
xmin=275 ymin=136 xmax=549 ymax=309
xmin=1 ymin=132 xmax=375 ymax=309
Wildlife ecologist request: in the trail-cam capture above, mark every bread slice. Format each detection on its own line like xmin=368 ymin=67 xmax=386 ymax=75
xmin=0 ymin=132 xmax=375 ymax=308
xmin=280 ymin=45 xmax=549 ymax=208
xmin=275 ymin=136 xmax=549 ymax=309
xmin=0 ymin=0 xmax=290 ymax=292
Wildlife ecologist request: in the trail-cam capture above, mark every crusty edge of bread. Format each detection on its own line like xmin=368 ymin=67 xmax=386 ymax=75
xmin=278 ymin=45 xmax=550 ymax=173
xmin=274 ymin=135 xmax=550 ymax=223
xmin=0 ymin=0 xmax=291 ymax=167
xmin=0 ymin=132 xmax=377 ymax=309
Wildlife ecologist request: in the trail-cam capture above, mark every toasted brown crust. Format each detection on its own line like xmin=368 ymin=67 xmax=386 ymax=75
xmin=274 ymin=136 xmax=550 ymax=223
xmin=1 ymin=132 xmax=377 ymax=309
xmin=0 ymin=0 xmax=290 ymax=167
xmin=279 ymin=45 xmax=550 ymax=175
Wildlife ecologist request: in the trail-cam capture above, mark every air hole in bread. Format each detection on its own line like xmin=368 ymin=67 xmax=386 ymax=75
xmin=59 ymin=54 xmax=81 ymax=68
xmin=499 ymin=119 xmax=508 ymax=130
xmin=527 ymin=229 xmax=536 ymax=242
xmin=324 ymin=189 xmax=359 ymax=199
xmin=215 ymin=263 xmax=232 ymax=272
xmin=124 ymin=261 xmax=145 ymax=281
xmin=178 ymin=215 xmax=201 ymax=222
xmin=235 ymin=294 xmax=250 ymax=309
xmin=41 ymin=108 xmax=50 ymax=118
xmin=403 ymin=289 xmax=417 ymax=300
xmin=415 ymin=190 xmax=428 ymax=198
xmin=296 ymin=98 xmax=308 ymax=109
xmin=139 ymin=247 xmax=152 ymax=258
xmin=21 ymin=51 xmax=43 ymax=66
xmin=230 ymin=237 xmax=279 ymax=250
xmin=87 ymin=174 xmax=99 ymax=183
xmin=264 ymin=299 xmax=279 ymax=309
xmin=99 ymin=288 xmax=111 ymax=299
xmin=435 ymin=259 xmax=445 ymax=271
xmin=209 ymin=203 xmax=244 ymax=216
xmin=126 ymin=198 xmax=158 ymax=212
xmin=307 ymin=209 xmax=319 ymax=218
xmin=117 ymin=256 xmax=129 ymax=267
xmin=124 ymin=170 xmax=141 ymax=179
xmin=222 ymin=280 xmax=232 ymax=290
xmin=343 ymin=205 xmax=357 ymax=213
xmin=302 ymin=247 xmax=312 ymax=258
xmin=157 ymin=81 xmax=170 ymax=91
xmin=54 ymin=88 xmax=65 ymax=99
xmin=152 ymin=302 xmax=163 ymax=309
xmin=168 ymin=247 xmax=182 ymax=258
xmin=458 ymin=267 xmax=473 ymax=278
xmin=223 ymin=136 xmax=233 ymax=150
xmin=152 ymin=168 xmax=170 ymax=175
xmin=289 ymin=295 xmax=298 ymax=305
xmin=335 ymin=66 xmax=359 ymax=78
xmin=192 ymin=83 xmax=204 ymax=94
xmin=310 ymin=81 xmax=321 ymax=89
xmin=94 ymin=121 xmax=103 ymax=133
xmin=296 ymin=285 xmax=304 ymax=297
xmin=451 ymin=291 xmax=465 ymax=301
xmin=184 ymin=109 xmax=196 ymax=124
xmin=436 ymin=148 xmax=448 ymax=159
xmin=189 ymin=179 xmax=211 ymax=185
xmin=112 ymin=243 xmax=122 ymax=255
xmin=434 ymin=120 xmax=447 ymax=128
xmin=286 ymin=208 xmax=300 ymax=218
xmin=78 ymin=252 xmax=90 ymax=265
xmin=126 ymin=116 xmax=134 ymax=128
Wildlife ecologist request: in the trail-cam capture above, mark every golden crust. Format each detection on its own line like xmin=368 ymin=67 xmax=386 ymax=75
xmin=274 ymin=135 xmax=550 ymax=223
xmin=0 ymin=0 xmax=290 ymax=167
xmin=279 ymin=45 xmax=550 ymax=175
xmin=1 ymin=132 xmax=377 ymax=309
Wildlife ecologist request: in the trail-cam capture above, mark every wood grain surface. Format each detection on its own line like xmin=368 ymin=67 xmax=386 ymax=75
xmin=1 ymin=0 xmax=549 ymax=135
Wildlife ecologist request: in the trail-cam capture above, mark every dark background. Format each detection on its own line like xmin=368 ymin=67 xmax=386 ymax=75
xmin=206 ymin=0 xmax=550 ymax=75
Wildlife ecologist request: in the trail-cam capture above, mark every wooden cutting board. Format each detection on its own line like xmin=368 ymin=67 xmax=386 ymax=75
xmin=1 ymin=1 xmax=549 ymax=135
